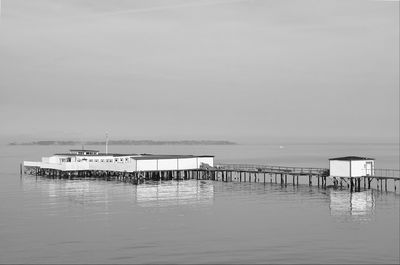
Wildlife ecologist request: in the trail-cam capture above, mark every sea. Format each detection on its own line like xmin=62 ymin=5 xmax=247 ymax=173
xmin=0 ymin=143 xmax=399 ymax=264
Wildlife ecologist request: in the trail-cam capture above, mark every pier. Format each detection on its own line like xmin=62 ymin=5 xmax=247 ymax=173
xmin=22 ymin=162 xmax=400 ymax=193
xmin=21 ymin=151 xmax=400 ymax=193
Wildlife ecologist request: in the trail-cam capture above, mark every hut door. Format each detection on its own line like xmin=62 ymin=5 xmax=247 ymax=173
xmin=365 ymin=162 xmax=373 ymax=176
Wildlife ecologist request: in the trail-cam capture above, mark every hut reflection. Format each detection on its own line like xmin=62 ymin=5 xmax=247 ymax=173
xmin=329 ymin=190 xmax=375 ymax=221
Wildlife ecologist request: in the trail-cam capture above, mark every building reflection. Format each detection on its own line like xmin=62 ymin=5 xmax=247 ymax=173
xmin=135 ymin=180 xmax=214 ymax=207
xmin=329 ymin=190 xmax=375 ymax=221
xmin=22 ymin=177 xmax=214 ymax=209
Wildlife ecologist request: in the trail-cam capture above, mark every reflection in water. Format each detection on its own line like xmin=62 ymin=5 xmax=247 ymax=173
xmin=22 ymin=177 xmax=214 ymax=210
xmin=329 ymin=190 xmax=375 ymax=221
xmin=136 ymin=180 xmax=214 ymax=207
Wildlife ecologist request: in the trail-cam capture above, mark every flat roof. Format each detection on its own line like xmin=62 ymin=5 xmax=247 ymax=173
xmin=69 ymin=149 xmax=99 ymax=152
xmin=133 ymin=155 xmax=214 ymax=160
xmin=54 ymin=153 xmax=214 ymax=159
xmin=55 ymin=153 xmax=137 ymax=157
xmin=329 ymin=156 xmax=374 ymax=161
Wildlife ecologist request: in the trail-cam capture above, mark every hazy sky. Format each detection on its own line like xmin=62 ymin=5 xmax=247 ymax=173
xmin=0 ymin=0 xmax=398 ymax=143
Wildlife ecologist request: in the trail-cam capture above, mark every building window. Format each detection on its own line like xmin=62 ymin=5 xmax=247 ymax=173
xmin=89 ymin=159 xmax=93 ymax=162
xmin=95 ymin=159 xmax=98 ymax=162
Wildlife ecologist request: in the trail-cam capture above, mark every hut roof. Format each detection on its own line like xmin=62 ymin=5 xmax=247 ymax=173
xmin=329 ymin=156 xmax=374 ymax=161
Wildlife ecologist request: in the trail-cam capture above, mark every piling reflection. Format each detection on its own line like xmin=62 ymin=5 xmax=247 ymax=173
xmin=329 ymin=190 xmax=375 ymax=222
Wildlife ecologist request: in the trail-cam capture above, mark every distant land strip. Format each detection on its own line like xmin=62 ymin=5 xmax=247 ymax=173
xmin=9 ymin=140 xmax=236 ymax=146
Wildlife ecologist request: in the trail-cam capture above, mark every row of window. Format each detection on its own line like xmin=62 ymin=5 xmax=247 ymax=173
xmin=87 ymin=157 xmax=130 ymax=163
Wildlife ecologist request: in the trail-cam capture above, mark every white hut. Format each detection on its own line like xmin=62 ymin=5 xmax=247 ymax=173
xmin=329 ymin=156 xmax=375 ymax=178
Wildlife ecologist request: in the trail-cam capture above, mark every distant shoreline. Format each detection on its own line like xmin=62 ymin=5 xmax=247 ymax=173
xmin=8 ymin=140 xmax=236 ymax=146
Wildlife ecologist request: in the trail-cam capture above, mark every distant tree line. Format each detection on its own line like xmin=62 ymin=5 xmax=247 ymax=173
xmin=9 ymin=140 xmax=236 ymax=146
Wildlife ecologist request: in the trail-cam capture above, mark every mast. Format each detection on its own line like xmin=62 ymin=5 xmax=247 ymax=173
xmin=105 ymin=132 xmax=109 ymax=154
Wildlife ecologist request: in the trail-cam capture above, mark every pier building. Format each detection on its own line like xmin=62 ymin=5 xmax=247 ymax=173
xmin=329 ymin=156 xmax=375 ymax=178
xmin=24 ymin=149 xmax=214 ymax=172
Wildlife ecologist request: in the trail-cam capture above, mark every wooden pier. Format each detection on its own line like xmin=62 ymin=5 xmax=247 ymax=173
xmin=22 ymin=163 xmax=400 ymax=192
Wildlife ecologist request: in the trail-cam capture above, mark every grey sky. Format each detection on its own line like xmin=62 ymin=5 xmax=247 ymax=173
xmin=0 ymin=0 xmax=398 ymax=143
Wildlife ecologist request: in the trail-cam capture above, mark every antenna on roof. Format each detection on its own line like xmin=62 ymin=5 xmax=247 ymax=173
xmin=105 ymin=132 xmax=109 ymax=154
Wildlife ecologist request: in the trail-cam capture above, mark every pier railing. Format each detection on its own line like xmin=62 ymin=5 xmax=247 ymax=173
xmin=374 ymin=169 xmax=400 ymax=179
xmin=215 ymin=163 xmax=328 ymax=175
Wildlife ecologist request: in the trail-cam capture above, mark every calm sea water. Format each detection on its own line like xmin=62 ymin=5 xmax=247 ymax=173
xmin=0 ymin=143 xmax=399 ymax=264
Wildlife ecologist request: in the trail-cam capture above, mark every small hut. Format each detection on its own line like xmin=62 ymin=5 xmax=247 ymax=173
xmin=329 ymin=156 xmax=375 ymax=178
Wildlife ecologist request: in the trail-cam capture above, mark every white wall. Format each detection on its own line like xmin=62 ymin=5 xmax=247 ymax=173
xmin=48 ymin=156 xmax=60 ymax=164
xmin=351 ymin=160 xmax=375 ymax=177
xmin=330 ymin=160 xmax=375 ymax=177
xmin=29 ymin=155 xmax=214 ymax=172
xmin=158 ymin=159 xmax=178 ymax=171
xmin=330 ymin=160 xmax=350 ymax=177
xmin=178 ymin=158 xmax=198 ymax=170
xmin=136 ymin=159 xmax=158 ymax=171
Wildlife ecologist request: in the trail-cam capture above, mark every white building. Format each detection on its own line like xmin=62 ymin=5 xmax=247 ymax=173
xmin=329 ymin=156 xmax=375 ymax=178
xmin=24 ymin=149 xmax=214 ymax=172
